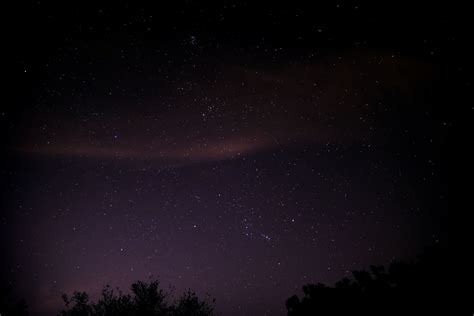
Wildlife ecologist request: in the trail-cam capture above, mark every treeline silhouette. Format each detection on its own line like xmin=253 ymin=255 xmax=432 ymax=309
xmin=1 ymin=246 xmax=460 ymax=316
xmin=59 ymin=278 xmax=214 ymax=316
xmin=286 ymin=246 xmax=454 ymax=316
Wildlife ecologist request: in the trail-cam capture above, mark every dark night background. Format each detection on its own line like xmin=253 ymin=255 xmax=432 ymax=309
xmin=1 ymin=1 xmax=468 ymax=315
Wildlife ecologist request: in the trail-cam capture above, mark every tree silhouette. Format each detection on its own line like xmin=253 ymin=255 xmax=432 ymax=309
xmin=286 ymin=246 xmax=456 ymax=316
xmin=59 ymin=278 xmax=214 ymax=316
xmin=172 ymin=290 xmax=215 ymax=316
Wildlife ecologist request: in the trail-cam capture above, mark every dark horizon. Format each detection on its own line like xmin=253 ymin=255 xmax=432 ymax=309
xmin=2 ymin=2 xmax=465 ymax=315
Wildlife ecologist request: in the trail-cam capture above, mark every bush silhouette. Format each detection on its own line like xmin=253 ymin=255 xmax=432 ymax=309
xmin=59 ymin=278 xmax=214 ymax=316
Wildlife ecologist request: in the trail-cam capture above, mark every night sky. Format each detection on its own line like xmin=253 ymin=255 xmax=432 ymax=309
xmin=1 ymin=2 xmax=466 ymax=315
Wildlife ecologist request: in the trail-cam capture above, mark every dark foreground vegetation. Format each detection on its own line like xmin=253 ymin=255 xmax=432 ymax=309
xmin=1 ymin=246 xmax=461 ymax=316
xmin=59 ymin=278 xmax=214 ymax=316
xmin=286 ymin=246 xmax=455 ymax=316
xmin=0 ymin=285 xmax=28 ymax=316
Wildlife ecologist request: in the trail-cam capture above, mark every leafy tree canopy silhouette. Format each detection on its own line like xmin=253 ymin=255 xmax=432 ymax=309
xmin=286 ymin=246 xmax=455 ymax=316
xmin=59 ymin=278 xmax=215 ymax=316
